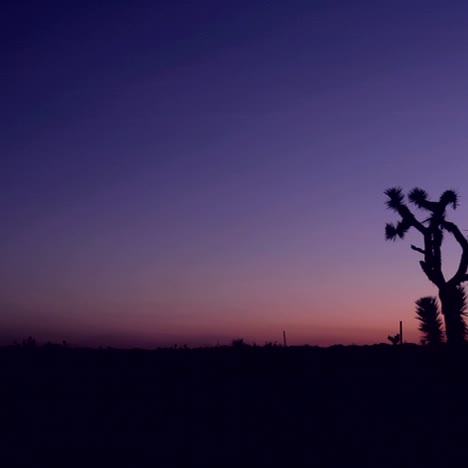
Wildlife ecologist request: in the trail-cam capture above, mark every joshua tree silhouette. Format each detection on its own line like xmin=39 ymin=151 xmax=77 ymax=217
xmin=415 ymin=297 xmax=444 ymax=345
xmin=385 ymin=187 xmax=468 ymax=345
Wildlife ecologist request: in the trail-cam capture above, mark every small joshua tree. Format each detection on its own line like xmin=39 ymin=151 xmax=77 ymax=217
xmin=415 ymin=297 xmax=444 ymax=345
xmin=387 ymin=334 xmax=401 ymax=346
xmin=385 ymin=187 xmax=468 ymax=345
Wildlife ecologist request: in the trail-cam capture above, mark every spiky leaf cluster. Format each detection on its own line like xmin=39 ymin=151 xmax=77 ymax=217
xmin=384 ymin=187 xmax=405 ymax=211
xmin=385 ymin=221 xmax=411 ymax=241
xmin=440 ymin=190 xmax=459 ymax=210
xmin=408 ymin=188 xmax=429 ymax=208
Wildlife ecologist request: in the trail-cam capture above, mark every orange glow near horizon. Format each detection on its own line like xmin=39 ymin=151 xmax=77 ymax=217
xmin=4 ymin=0 xmax=468 ymax=349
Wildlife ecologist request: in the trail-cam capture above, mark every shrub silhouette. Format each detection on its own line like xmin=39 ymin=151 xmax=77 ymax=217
xmin=385 ymin=187 xmax=468 ymax=345
xmin=231 ymin=338 xmax=248 ymax=348
xmin=415 ymin=297 xmax=444 ymax=345
xmin=21 ymin=336 xmax=37 ymax=349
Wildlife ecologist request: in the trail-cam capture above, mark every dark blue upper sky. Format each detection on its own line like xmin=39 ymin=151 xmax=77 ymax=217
xmin=3 ymin=0 xmax=468 ymax=346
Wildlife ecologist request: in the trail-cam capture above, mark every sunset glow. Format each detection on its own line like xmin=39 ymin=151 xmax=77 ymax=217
xmin=3 ymin=1 xmax=468 ymax=347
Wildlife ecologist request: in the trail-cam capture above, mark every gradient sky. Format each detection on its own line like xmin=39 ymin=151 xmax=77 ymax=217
xmin=3 ymin=0 xmax=468 ymax=347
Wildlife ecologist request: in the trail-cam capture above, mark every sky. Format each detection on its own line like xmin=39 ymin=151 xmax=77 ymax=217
xmin=2 ymin=0 xmax=468 ymax=347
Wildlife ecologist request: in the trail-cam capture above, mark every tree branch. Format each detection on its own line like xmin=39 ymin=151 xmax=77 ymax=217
xmin=386 ymin=194 xmax=442 ymax=287
xmin=443 ymin=221 xmax=468 ymax=285
xmin=420 ymin=231 xmax=445 ymax=288
xmin=443 ymin=221 xmax=468 ymax=248
xmin=397 ymin=205 xmax=427 ymax=235
xmin=411 ymin=245 xmax=425 ymax=254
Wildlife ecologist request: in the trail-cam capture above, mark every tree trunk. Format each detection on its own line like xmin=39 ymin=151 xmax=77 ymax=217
xmin=439 ymin=283 xmax=466 ymax=346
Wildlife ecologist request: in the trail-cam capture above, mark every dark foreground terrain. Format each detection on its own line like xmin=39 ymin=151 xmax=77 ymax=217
xmin=3 ymin=343 xmax=468 ymax=467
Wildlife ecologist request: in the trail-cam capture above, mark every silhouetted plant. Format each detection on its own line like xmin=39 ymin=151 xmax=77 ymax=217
xmin=387 ymin=334 xmax=400 ymax=346
xmin=263 ymin=341 xmax=280 ymax=347
xmin=231 ymin=338 xmax=248 ymax=348
xmin=21 ymin=336 xmax=37 ymax=349
xmin=415 ymin=297 xmax=444 ymax=345
xmin=385 ymin=187 xmax=468 ymax=345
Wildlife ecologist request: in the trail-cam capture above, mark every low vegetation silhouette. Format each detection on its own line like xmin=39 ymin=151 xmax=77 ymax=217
xmin=3 ymin=339 xmax=468 ymax=467
xmin=385 ymin=187 xmax=468 ymax=345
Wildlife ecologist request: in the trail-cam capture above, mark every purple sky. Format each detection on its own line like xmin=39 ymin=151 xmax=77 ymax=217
xmin=3 ymin=0 xmax=468 ymax=347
